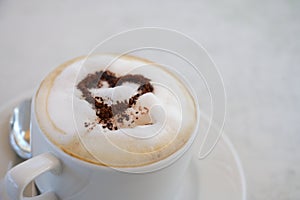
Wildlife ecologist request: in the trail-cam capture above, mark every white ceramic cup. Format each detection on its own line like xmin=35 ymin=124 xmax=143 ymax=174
xmin=4 ymin=91 xmax=199 ymax=200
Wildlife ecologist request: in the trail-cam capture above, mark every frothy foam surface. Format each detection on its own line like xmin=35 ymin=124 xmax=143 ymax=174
xmin=35 ymin=54 xmax=197 ymax=167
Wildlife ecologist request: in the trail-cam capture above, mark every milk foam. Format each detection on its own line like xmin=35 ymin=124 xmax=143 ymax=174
xmin=35 ymin=54 xmax=197 ymax=167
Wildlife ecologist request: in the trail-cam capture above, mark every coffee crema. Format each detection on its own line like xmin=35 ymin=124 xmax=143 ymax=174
xmin=35 ymin=54 xmax=197 ymax=167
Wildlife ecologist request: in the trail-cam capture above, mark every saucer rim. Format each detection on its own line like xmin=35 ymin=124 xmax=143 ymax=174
xmin=0 ymin=91 xmax=247 ymax=200
xmin=220 ymin=134 xmax=247 ymax=200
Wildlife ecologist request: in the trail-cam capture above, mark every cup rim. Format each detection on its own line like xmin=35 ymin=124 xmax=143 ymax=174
xmin=31 ymin=55 xmax=201 ymax=174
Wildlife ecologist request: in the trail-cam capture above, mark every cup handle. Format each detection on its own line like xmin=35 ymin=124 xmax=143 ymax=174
xmin=5 ymin=153 xmax=62 ymax=200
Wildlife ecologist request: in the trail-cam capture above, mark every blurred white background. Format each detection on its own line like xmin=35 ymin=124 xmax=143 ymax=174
xmin=0 ymin=0 xmax=299 ymax=199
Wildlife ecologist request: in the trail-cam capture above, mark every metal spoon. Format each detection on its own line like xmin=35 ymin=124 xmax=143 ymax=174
xmin=9 ymin=99 xmax=32 ymax=159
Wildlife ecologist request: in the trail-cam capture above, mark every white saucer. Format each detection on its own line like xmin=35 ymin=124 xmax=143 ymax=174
xmin=0 ymin=94 xmax=247 ymax=200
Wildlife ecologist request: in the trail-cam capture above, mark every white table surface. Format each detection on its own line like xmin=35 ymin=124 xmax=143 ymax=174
xmin=0 ymin=0 xmax=299 ymax=199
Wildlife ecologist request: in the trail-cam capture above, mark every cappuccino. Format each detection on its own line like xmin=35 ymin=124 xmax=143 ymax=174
xmin=35 ymin=54 xmax=197 ymax=167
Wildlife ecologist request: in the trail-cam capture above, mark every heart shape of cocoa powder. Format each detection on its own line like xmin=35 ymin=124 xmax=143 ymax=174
xmin=77 ymin=70 xmax=154 ymax=130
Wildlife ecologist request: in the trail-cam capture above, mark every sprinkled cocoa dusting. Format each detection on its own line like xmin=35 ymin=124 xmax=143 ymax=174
xmin=77 ymin=70 xmax=154 ymax=131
